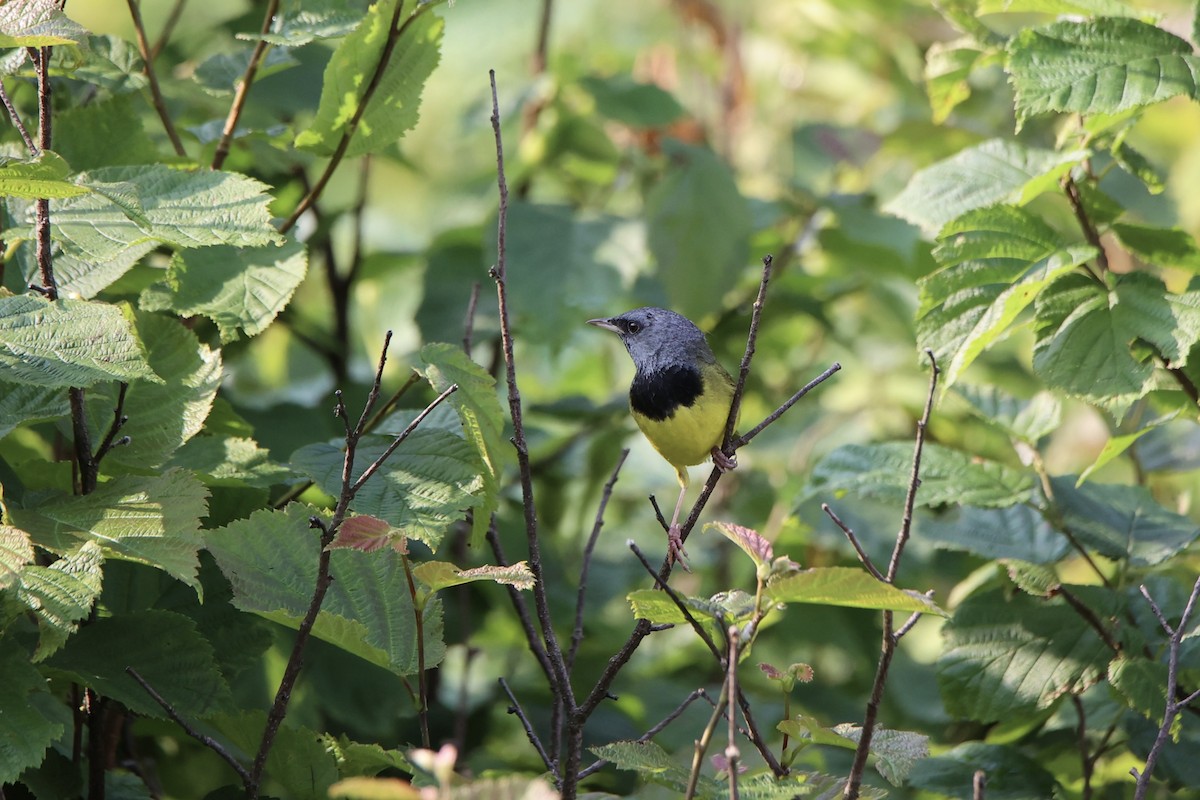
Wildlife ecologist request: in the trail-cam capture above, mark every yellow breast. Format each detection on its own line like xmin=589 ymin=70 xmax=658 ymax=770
xmin=632 ymin=362 xmax=736 ymax=470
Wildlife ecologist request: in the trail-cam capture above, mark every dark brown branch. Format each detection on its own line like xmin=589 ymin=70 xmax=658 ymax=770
xmin=500 ymin=677 xmax=559 ymax=780
xmin=732 ymin=362 xmax=842 ymax=449
xmin=33 ymin=47 xmax=55 ymax=299
xmin=568 ymin=449 xmax=629 ymax=671
xmin=93 ymin=383 xmax=130 ymax=467
xmin=69 ymin=388 xmax=95 ymax=494
xmin=400 ymin=555 xmax=431 ymax=748
xmin=1062 ymin=176 xmax=1109 ymax=276
xmin=722 ymin=255 xmax=772 ymax=455
xmin=628 ymin=541 xmax=722 ymax=661
xmin=212 ymin=0 xmax=280 ymax=170
xmin=822 ymin=503 xmax=884 ymax=581
xmin=576 ymin=689 xmax=707 ymax=780
xmin=887 ymin=349 xmax=939 ymax=582
xmin=1054 ymin=586 xmax=1121 ymax=653
xmin=0 ymin=76 xmax=35 ymax=152
xmin=349 ymin=383 xmax=458 ymax=497
xmin=126 ymin=0 xmax=186 ymax=157
xmin=126 ymin=667 xmax=250 ymax=783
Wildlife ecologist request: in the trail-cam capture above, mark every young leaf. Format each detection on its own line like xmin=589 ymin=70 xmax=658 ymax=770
xmin=0 ymin=641 xmax=66 ymax=784
xmin=241 ymin=0 xmax=365 ymax=46
xmin=46 ymin=609 xmax=232 ymax=719
xmin=14 ymin=541 xmax=103 ymax=660
xmin=646 ymin=142 xmax=752 ymax=321
xmin=0 ymin=0 xmax=87 ymax=47
xmin=82 ymin=311 xmax=222 ymax=471
xmin=329 ymin=514 xmax=398 ymax=553
xmin=1049 ymin=476 xmax=1200 ymax=565
xmin=766 ymin=567 xmax=945 ymax=615
xmin=627 ymin=588 xmax=743 ymax=639
xmin=1076 ymin=410 xmax=1179 ymax=485
xmin=883 ymin=139 xmax=1085 ymax=232
xmin=808 ymin=442 xmax=1034 ymax=509
xmin=140 ymin=238 xmax=308 ymax=342
xmin=0 ymin=152 xmax=88 ymax=199
xmin=0 ymin=296 xmax=158 ymax=388
xmin=706 ymin=521 xmax=773 ymax=571
xmin=9 ymin=469 xmax=208 ymax=595
xmin=937 ymin=590 xmax=1110 ymax=721
xmin=420 ymin=343 xmax=510 ymax=543
xmin=917 ymin=205 xmax=1095 ymax=386
xmin=590 ymin=740 xmax=723 ymax=796
xmin=1007 ymin=18 xmax=1200 ymax=127
xmin=295 ymin=2 xmax=443 ymax=157
xmin=205 ymin=505 xmax=445 ymax=676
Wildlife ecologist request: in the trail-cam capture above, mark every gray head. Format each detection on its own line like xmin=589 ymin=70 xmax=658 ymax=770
xmin=587 ymin=307 xmax=717 ymax=372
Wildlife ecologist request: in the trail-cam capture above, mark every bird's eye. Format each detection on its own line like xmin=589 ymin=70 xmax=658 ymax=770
xmin=627 ymin=321 xmax=641 ymax=334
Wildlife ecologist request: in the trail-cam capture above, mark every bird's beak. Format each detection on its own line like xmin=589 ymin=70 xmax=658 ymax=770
xmin=586 ymin=317 xmax=621 ymax=333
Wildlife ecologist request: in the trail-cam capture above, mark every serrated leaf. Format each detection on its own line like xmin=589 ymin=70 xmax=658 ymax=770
xmin=0 ymin=640 xmax=66 ymax=783
xmin=242 ymin=0 xmax=364 ymax=46
xmin=209 ymin=711 xmax=338 ymax=799
xmin=329 ymin=514 xmax=399 ymax=553
xmin=808 ymin=442 xmax=1035 ymax=509
xmin=829 ymin=725 xmax=929 ymax=785
xmin=81 ymin=311 xmax=221 ymax=471
xmin=1113 ymin=140 xmax=1165 ymax=194
xmin=411 ymin=560 xmax=534 ymax=594
xmin=908 ymin=742 xmax=1058 ymax=800
xmin=14 ymin=541 xmax=104 ymax=659
xmin=291 ymin=427 xmax=482 ymax=550
xmin=0 ymin=152 xmax=88 ymax=199
xmin=0 ymin=380 xmax=69 ymax=438
xmin=49 ymin=34 xmax=146 ymax=92
xmin=0 ymin=0 xmax=87 ymax=47
xmin=54 ymin=94 xmax=160 ymax=172
xmin=978 ymin=0 xmax=1140 ymax=13
xmin=166 ymin=435 xmax=294 ymax=488
xmin=884 ymin=139 xmax=1085 ymax=232
xmin=0 ymin=525 xmax=34 ymax=590
xmin=1007 ymin=19 xmax=1200 ymax=127
xmin=205 ymin=505 xmax=445 ymax=676
xmin=590 ymin=740 xmax=723 ymax=796
xmin=0 ymin=296 xmax=158 ymax=388
xmin=1109 ymin=655 xmax=1169 ymax=720
xmin=706 ymin=521 xmax=773 ymax=569
xmin=921 ymin=504 xmax=1070 ymax=563
xmin=9 ymin=470 xmax=208 ymax=594
xmin=766 ymin=567 xmax=945 ymax=615
xmin=647 ymin=142 xmax=752 ymax=321
xmin=36 ymin=165 xmax=281 ymax=265
xmin=1050 ymin=476 xmax=1200 ymax=565
xmin=419 ymin=343 xmax=510 ymax=543
xmin=918 ymin=205 xmax=1095 ymax=386
xmin=1033 ymin=272 xmax=1200 ymax=412
xmin=938 ymin=590 xmax=1111 ymax=721
xmin=1112 ymin=222 xmax=1200 ymax=271
xmin=47 ymin=609 xmax=231 ymax=719
xmin=1002 ymin=559 xmax=1059 ymax=597
xmin=295 ymin=3 xmax=442 ymax=157
xmin=140 ymin=238 xmax=307 ymax=342
xmin=627 ymin=588 xmax=734 ymax=639
xmin=956 ymin=385 xmax=1062 ymax=444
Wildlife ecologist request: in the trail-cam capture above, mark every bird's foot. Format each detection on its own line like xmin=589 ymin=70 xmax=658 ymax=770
xmin=711 ymin=446 xmax=737 ymax=473
xmin=667 ymin=524 xmax=692 ymax=573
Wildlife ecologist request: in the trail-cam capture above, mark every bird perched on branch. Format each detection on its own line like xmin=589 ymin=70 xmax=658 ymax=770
xmin=588 ymin=307 xmax=738 ymax=568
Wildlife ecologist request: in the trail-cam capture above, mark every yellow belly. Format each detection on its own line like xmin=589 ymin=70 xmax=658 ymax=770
xmin=632 ymin=367 xmax=736 ymax=470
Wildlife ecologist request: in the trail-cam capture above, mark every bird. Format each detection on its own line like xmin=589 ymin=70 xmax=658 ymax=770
xmin=588 ymin=307 xmax=738 ymax=569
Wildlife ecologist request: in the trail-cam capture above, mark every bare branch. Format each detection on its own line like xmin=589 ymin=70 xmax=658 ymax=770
xmin=463 ymin=281 xmax=481 ymax=354
xmin=150 ymin=0 xmax=188 ymax=59
xmin=722 ymin=255 xmax=773 ymax=455
xmin=212 ymin=0 xmax=280 ymax=170
xmin=823 ymin=503 xmax=884 ymax=581
xmin=887 ymin=349 xmax=939 ymax=582
xmin=126 ymin=0 xmax=186 ymax=156
xmin=576 ymin=689 xmax=707 ymax=780
xmin=0 ymin=72 xmax=35 ymax=152
xmin=733 ymin=362 xmax=842 ymax=448
xmin=628 ymin=541 xmax=722 ymax=662
xmin=500 ymin=678 xmax=559 ymax=780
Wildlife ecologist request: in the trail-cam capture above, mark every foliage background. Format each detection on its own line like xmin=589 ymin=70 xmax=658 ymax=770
xmin=3 ymin=0 xmax=1200 ymax=798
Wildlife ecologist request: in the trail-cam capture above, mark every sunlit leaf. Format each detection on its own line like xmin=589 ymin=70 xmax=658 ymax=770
xmin=766 ymin=567 xmax=945 ymax=615
xmin=166 ymin=435 xmax=294 ymax=488
xmin=13 ymin=541 xmax=103 ymax=659
xmin=1112 ymin=222 xmax=1200 ymax=272
xmin=0 ymin=0 xmax=87 ymax=47
xmin=0 ymin=525 xmax=34 ymax=590
xmin=411 ymin=561 xmax=535 ymax=593
xmin=0 ymin=152 xmax=87 ymax=199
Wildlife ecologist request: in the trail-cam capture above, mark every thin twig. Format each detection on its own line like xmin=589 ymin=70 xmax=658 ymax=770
xmin=212 ymin=0 xmax=280 ymax=170
xmin=1062 ymin=176 xmax=1109 ymax=276
xmin=1055 ymin=586 xmax=1121 ymax=653
xmin=93 ymin=383 xmax=130 ymax=466
xmin=0 ymin=77 xmax=35 ymax=152
xmin=126 ymin=0 xmax=186 ymax=156
xmin=33 ymin=47 xmax=55 ymax=300
xmin=487 ymin=521 xmax=555 ymax=685
xmin=722 ymin=255 xmax=772 ymax=454
xmin=462 ymin=281 xmax=481 ymax=354
xmin=628 ymin=541 xmax=722 ymax=661
xmin=1133 ymin=576 xmax=1200 ymax=800
xmin=576 ymin=689 xmax=707 ymax=779
xmin=69 ymin=388 xmax=95 ymax=493
xmin=125 ymin=668 xmax=250 ymax=783
xmin=400 ymin=555 xmax=431 ymax=748
xmin=823 ymin=503 xmax=884 ymax=581
xmin=732 ymin=362 xmax=842 ymax=448
xmin=349 ymin=383 xmax=458 ymax=496
xmin=499 ymin=678 xmax=559 ymax=779
xmin=725 ymin=626 xmax=741 ymax=800
xmin=973 ymin=770 xmax=986 ymax=800
xmin=843 ymin=351 xmax=939 ymax=800
xmin=150 ymin=0 xmax=188 ymax=59
xmin=568 ymin=449 xmax=629 ymax=671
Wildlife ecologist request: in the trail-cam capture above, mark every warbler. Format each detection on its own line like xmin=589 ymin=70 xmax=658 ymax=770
xmin=588 ymin=307 xmax=737 ymax=568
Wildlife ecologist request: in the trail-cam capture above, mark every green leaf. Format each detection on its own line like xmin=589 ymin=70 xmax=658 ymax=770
xmin=646 ymin=142 xmax=752 ymax=321
xmin=766 ymin=567 xmax=946 ymax=615
xmin=884 ymin=140 xmax=1086 ymax=232
xmin=1033 ymin=272 xmax=1200 ymax=412
xmin=937 ymin=590 xmax=1111 ymax=721
xmin=0 ymin=152 xmax=88 ymax=199
xmin=140 ymin=238 xmax=308 ymax=342
xmin=14 ymin=541 xmax=104 ymax=659
xmin=908 ymin=742 xmax=1059 ymax=800
xmin=54 ymin=94 xmax=160 ymax=171
xmin=920 ymin=505 xmax=1070 ymax=563
xmin=9 ymin=470 xmax=208 ymax=594
xmin=828 ymin=725 xmax=929 ymax=786
xmin=0 ymin=525 xmax=34 ymax=590
xmin=1007 ymin=18 xmax=1200 ymax=127
xmin=419 ymin=343 xmax=511 ymax=543
xmin=956 ymin=385 xmax=1063 ymax=444
xmin=291 ymin=427 xmax=482 ymax=550
xmin=0 ymin=640 xmax=66 ymax=784
xmin=295 ymin=3 xmax=442 ymax=157
xmin=193 ymin=46 xmax=299 ymax=95
xmin=979 ymin=0 xmax=1143 ymax=13
xmin=210 ymin=711 xmax=338 ymax=799
xmin=205 ymin=505 xmax=445 ymax=676
xmin=242 ymin=0 xmax=364 ymax=46
xmin=411 ymin=561 xmax=534 ymax=594
xmin=166 ymin=435 xmax=294 ymax=488
xmin=1109 ymin=655 xmax=1169 ymax=720
xmin=1076 ymin=411 xmax=1179 ymax=485
xmin=1050 ymin=476 xmax=1200 ymax=565
xmin=925 ymin=39 xmax=989 ymax=125
xmin=82 ymin=311 xmax=222 ymax=471
xmin=1112 ymin=222 xmax=1200 ymax=271
xmin=40 ymin=165 xmax=281 ymax=264
xmin=917 ymin=205 xmax=1095 ymax=387
xmin=808 ymin=442 xmax=1035 ymax=509
xmin=0 ymin=0 xmax=87 ymax=47
xmin=47 ymin=609 xmax=231 ymax=719
xmin=0 ymin=380 xmax=69 ymax=439
xmin=51 ymin=34 xmax=146 ymax=92
xmin=627 ymin=588 xmax=749 ymax=640
xmin=590 ymin=740 xmax=723 ymax=796
xmin=577 ymin=75 xmax=687 ymax=127
xmin=0 ymin=296 xmax=158 ymax=388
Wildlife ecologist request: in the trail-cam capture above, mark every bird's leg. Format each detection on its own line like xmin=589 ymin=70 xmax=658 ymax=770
xmin=711 ymin=446 xmax=737 ymax=473
xmin=667 ymin=482 xmax=691 ymax=572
